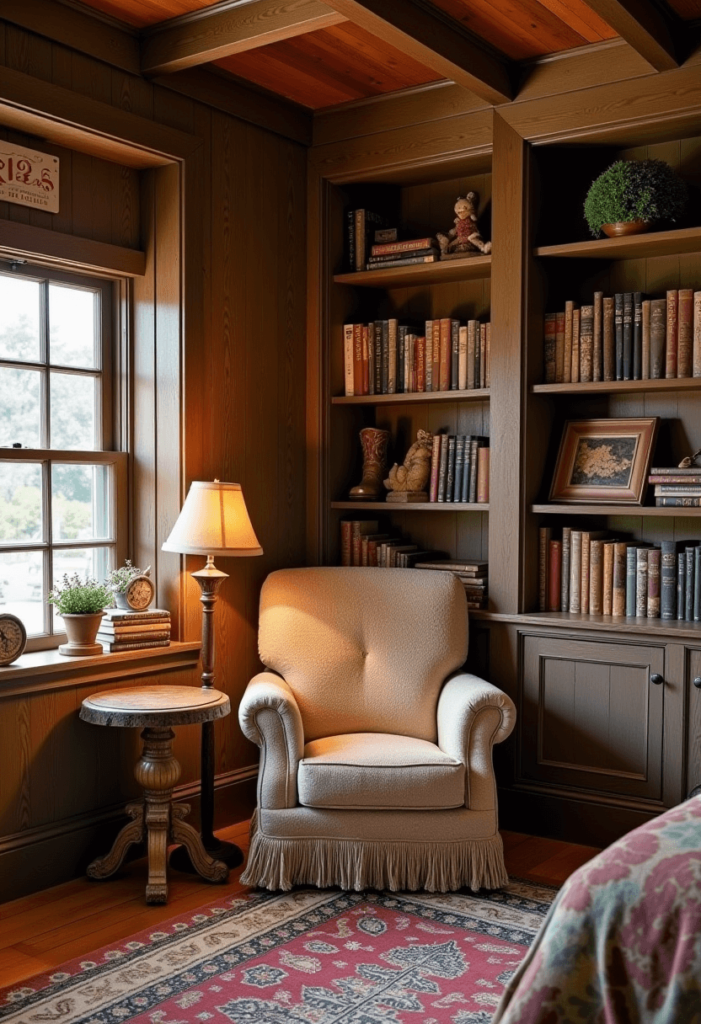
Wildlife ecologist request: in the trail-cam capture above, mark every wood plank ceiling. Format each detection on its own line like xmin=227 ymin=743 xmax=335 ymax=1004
xmin=71 ymin=0 xmax=696 ymax=110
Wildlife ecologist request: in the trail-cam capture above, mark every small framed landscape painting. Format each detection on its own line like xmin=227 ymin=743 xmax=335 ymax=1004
xmin=549 ymin=418 xmax=659 ymax=504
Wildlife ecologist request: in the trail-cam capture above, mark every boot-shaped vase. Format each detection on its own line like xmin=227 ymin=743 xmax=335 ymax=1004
xmin=349 ymin=427 xmax=390 ymax=500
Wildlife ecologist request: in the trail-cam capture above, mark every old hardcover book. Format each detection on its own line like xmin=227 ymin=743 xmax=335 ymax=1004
xmin=99 ymin=622 xmax=171 ymax=636
xmin=641 ymin=300 xmax=651 ymax=380
xmin=341 ymin=518 xmax=353 ymax=566
xmin=103 ymin=608 xmax=170 ymax=623
xmin=678 ymin=287 xmax=694 ymax=377
xmin=432 ymin=321 xmax=441 ymax=391
xmin=678 ymin=552 xmax=687 ymax=620
xmin=361 ymin=533 xmax=389 ymax=566
xmin=343 ymin=324 xmax=354 ymax=397
xmin=635 ymin=547 xmax=648 ymax=616
xmin=660 ymin=541 xmax=677 ymax=620
xmin=439 ymin=318 xmax=451 ymax=391
xmin=647 ymin=547 xmax=661 ymax=618
xmin=437 ymin=434 xmax=450 ymax=502
xmin=346 ymin=209 xmax=356 ymax=271
xmin=579 ymin=305 xmax=594 ymax=382
xmin=371 ymin=237 xmax=434 ymax=256
xmin=458 ymin=326 xmax=468 ymax=390
xmin=477 ymin=446 xmax=490 ymax=503
xmin=388 ymin=544 xmax=418 ymax=567
xmin=686 ymin=544 xmax=696 ymax=620
xmin=354 ymin=209 xmax=389 ymax=271
xmin=462 ymin=437 xmax=473 ymax=503
xmin=564 ymin=300 xmax=574 ymax=383
xmin=656 ymin=496 xmax=701 ymax=506
xmin=555 ymin=311 xmax=565 ymax=383
xmin=632 ymin=291 xmax=642 ymax=380
xmin=451 ymin=320 xmax=460 ymax=390
xmin=98 ymin=629 xmax=170 ymax=644
xmin=367 ymin=324 xmax=375 ymax=394
xmin=571 ymin=308 xmax=581 ymax=384
xmin=603 ymin=296 xmax=615 ymax=381
xmin=467 ymin=320 xmax=477 ymax=389
xmin=612 ymin=542 xmax=628 ymax=615
xmin=454 ymin=435 xmax=466 ymax=502
xmin=593 ymin=292 xmax=603 ymax=381
xmin=353 ymin=323 xmax=364 ymax=395
xmin=101 ymin=639 xmax=170 ymax=652
xmin=373 ymin=322 xmax=382 ymax=394
xmin=654 ymin=485 xmax=701 ymax=495
xmin=361 ymin=325 xmax=370 ymax=395
xmin=485 ymin=323 xmax=491 ymax=387
xmin=544 ymin=312 xmax=557 ymax=384
xmin=626 ymin=546 xmax=637 ymax=616
xmin=468 ymin=438 xmax=481 ymax=502
xmin=650 ymin=466 xmax=701 ymax=475
xmin=398 ymin=325 xmax=407 ymax=393
xmin=446 ymin=435 xmax=456 ymax=503
xmin=365 ymin=254 xmax=439 ymax=270
xmin=665 ymin=289 xmax=679 ymax=378
xmin=695 ymin=546 xmax=701 ymax=621
xmin=589 ymin=538 xmax=604 ymax=614
xmin=539 ymin=526 xmax=552 ymax=611
xmin=387 ymin=319 xmax=398 ymax=394
xmin=474 ymin=325 xmax=481 ymax=389
xmin=425 ymin=320 xmax=434 ymax=392
xmin=569 ymin=531 xmax=582 ymax=613
xmin=548 ymin=540 xmax=562 ymax=612
xmin=650 ymin=298 xmax=666 ymax=379
xmin=614 ymin=293 xmax=624 ymax=380
xmin=694 ymin=291 xmax=701 ymax=377
xmin=415 ymin=559 xmax=488 ymax=572
xmin=351 ymin=519 xmax=380 ymax=566
xmin=602 ymin=540 xmax=615 ymax=616
xmin=429 ymin=433 xmax=442 ymax=502
xmin=416 ymin=335 xmax=426 ymax=392
xmin=561 ymin=527 xmax=571 ymax=612
xmin=367 ymin=247 xmax=437 ymax=263
xmin=379 ymin=540 xmax=404 ymax=567
xmin=649 ymin=474 xmax=701 ymax=485
xmin=580 ymin=529 xmax=606 ymax=613
xmin=480 ymin=324 xmax=487 ymax=389
xmin=622 ymin=292 xmax=633 ymax=380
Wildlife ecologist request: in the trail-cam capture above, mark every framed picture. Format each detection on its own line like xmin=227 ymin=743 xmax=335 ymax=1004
xmin=549 ymin=418 xmax=659 ymax=504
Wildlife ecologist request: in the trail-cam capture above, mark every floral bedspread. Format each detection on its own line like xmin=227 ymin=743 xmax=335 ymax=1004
xmin=493 ymin=795 xmax=701 ymax=1024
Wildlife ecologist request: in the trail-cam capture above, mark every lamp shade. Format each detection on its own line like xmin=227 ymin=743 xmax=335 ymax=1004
xmin=162 ymin=481 xmax=263 ymax=557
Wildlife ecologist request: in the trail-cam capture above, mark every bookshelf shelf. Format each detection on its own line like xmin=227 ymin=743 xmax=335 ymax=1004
xmin=332 ymin=389 xmax=490 ymax=405
xmin=471 ymin=610 xmax=701 ymax=640
xmin=332 ymin=501 xmax=489 ymax=512
xmin=534 ymin=225 xmax=701 ymax=261
xmin=532 ymin=503 xmax=701 ymax=517
xmin=532 ymin=379 xmax=701 ymax=395
xmin=333 ymin=255 xmax=491 ymax=289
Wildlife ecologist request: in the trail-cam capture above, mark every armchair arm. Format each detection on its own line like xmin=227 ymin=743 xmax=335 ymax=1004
xmin=239 ymin=672 xmax=304 ymax=809
xmin=437 ymin=672 xmax=516 ymax=811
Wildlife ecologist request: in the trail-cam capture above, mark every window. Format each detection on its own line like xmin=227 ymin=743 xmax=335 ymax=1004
xmin=0 ymin=264 xmax=127 ymax=649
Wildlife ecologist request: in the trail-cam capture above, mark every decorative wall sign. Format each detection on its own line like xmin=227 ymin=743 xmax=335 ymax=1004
xmin=0 ymin=143 xmax=59 ymax=213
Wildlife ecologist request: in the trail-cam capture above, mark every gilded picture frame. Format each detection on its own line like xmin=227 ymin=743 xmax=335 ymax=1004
xmin=549 ymin=418 xmax=659 ymax=504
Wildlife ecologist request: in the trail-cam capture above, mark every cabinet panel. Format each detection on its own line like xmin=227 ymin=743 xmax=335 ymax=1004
xmin=687 ymin=648 xmax=701 ymax=796
xmin=521 ymin=634 xmax=665 ymax=800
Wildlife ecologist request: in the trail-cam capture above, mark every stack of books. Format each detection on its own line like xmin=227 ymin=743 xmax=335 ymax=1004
xmin=543 ymin=288 xmax=701 ymax=384
xmin=339 ymin=519 xmax=443 ymax=568
xmin=98 ymin=608 xmax=171 ymax=652
xmin=429 ymin=434 xmax=489 ymax=504
xmin=365 ymin=236 xmax=439 ymax=271
xmin=415 ymin=559 xmax=488 ymax=609
xmin=343 ymin=317 xmax=490 ymax=396
xmin=650 ymin=465 xmax=701 ymax=507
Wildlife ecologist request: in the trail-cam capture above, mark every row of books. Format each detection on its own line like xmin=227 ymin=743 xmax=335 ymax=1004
xmin=429 ymin=434 xmax=489 ymax=504
xmin=650 ymin=465 xmax=701 ymax=507
xmin=343 ymin=318 xmax=491 ymax=396
xmin=98 ymin=607 xmax=171 ymax=652
xmin=415 ymin=558 xmax=489 ymax=609
xmin=346 ymin=208 xmax=392 ymax=272
xmin=364 ymin=235 xmax=439 ymax=271
xmin=538 ymin=527 xmax=701 ymax=621
xmin=544 ymin=289 xmax=701 ymax=384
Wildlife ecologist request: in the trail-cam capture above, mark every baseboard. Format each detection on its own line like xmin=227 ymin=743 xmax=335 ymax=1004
xmin=0 ymin=766 xmax=258 ymax=903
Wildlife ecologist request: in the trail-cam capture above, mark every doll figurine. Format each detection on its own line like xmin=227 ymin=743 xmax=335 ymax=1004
xmin=436 ymin=192 xmax=492 ymax=259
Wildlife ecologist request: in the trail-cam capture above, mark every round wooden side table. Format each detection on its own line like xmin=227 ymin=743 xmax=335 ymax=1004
xmin=80 ymin=685 xmax=231 ymax=904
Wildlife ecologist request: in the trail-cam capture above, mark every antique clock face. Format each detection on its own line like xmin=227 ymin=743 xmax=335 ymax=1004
xmin=124 ymin=575 xmax=155 ymax=611
xmin=0 ymin=613 xmax=27 ymax=666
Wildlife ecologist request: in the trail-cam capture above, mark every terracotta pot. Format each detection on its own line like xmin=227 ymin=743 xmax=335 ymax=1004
xmin=601 ymin=220 xmax=651 ymax=238
xmin=59 ymin=612 xmax=105 ymax=657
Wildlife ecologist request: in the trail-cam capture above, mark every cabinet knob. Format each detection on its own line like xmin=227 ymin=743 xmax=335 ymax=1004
xmin=694 ymin=677 xmax=701 ymax=689
xmin=650 ymin=673 xmax=664 ymax=685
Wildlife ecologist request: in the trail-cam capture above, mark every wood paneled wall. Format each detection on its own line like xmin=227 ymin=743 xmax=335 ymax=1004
xmin=0 ymin=19 xmax=307 ymax=900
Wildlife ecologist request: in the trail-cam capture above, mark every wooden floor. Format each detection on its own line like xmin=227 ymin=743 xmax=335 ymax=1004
xmin=0 ymin=823 xmax=599 ymax=990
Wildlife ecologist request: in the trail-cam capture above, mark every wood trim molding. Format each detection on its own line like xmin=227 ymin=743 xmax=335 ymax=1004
xmin=0 ymin=219 xmax=146 ymax=278
xmin=320 ymin=0 xmax=513 ymax=106
xmin=141 ymin=0 xmax=345 ymax=75
xmin=577 ymin=0 xmax=678 ymax=72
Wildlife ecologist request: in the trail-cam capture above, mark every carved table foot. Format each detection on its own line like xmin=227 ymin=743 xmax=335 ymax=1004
xmin=171 ymin=804 xmax=228 ymax=882
xmin=87 ymin=803 xmax=144 ymax=880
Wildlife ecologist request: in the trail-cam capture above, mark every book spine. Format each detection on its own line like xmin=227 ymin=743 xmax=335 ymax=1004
xmin=602 ymin=541 xmax=614 ymax=616
xmin=437 ymin=434 xmax=449 ymax=502
xmin=346 ymin=208 xmax=355 ymax=271
xmin=398 ymin=325 xmax=407 ymax=393
xmin=571 ymin=308 xmax=580 ymax=384
xmin=614 ymin=293 xmax=624 ymax=380
xmin=439 ymin=318 xmax=451 ymax=391
xmin=593 ymin=291 xmax=603 ymax=381
xmin=451 ymin=320 xmax=460 ymax=390
xmin=539 ymin=526 xmax=552 ymax=611
xmin=98 ymin=630 xmax=171 ymax=643
xmin=650 ymin=298 xmax=666 ymax=379
xmin=371 ymin=237 xmax=434 ymax=255
xmin=580 ymin=532 xmax=591 ymax=613
xmin=367 ymin=247 xmax=437 ymax=263
xmin=365 ymin=254 xmax=438 ymax=269
xmin=103 ymin=611 xmax=170 ymax=624
xmin=454 ymin=435 xmax=465 ymax=502
xmin=569 ymin=531 xmax=582 ymax=612
xmin=480 ymin=324 xmax=487 ymax=388
xmin=544 ymin=312 xmax=557 ymax=384
xmin=590 ymin=539 xmax=604 ymax=614
xmin=580 ymin=305 xmax=594 ymax=382
xmin=555 ymin=311 xmax=565 ymax=383
xmin=635 ymin=547 xmax=648 ymax=616
xmin=694 ymin=291 xmax=701 ymax=377
xmin=387 ymin=319 xmax=397 ymax=394
xmin=446 ymin=435 xmax=456 ymax=503
xmin=468 ymin=439 xmax=479 ymax=502
xmin=622 ymin=292 xmax=633 ymax=380
xmin=373 ymin=227 xmax=397 ymax=244
xmin=695 ymin=546 xmax=701 ymax=622
xmin=100 ymin=620 xmax=171 ymax=632
xmin=656 ymin=496 xmax=701 ymax=506
xmin=665 ymin=289 xmax=678 ymax=378
xmin=367 ymin=323 xmax=375 ymax=394
xmin=474 ymin=324 xmax=481 ymax=390
xmin=548 ymin=540 xmax=562 ymax=612
xmin=102 ymin=640 xmax=171 ymax=652
xmin=678 ymin=552 xmax=686 ymax=620
xmin=477 ymin=446 xmax=489 ymax=503
xmin=654 ymin=485 xmax=701 ymax=494
xmin=462 ymin=436 xmax=472 ymax=502
xmin=660 ymin=541 xmax=677 ymax=620
xmin=381 ymin=320 xmax=389 ymax=394
xmin=425 ymin=320 xmax=434 ymax=392
xmin=432 ymin=322 xmax=440 ymax=392
xmin=458 ymin=325 xmax=468 ymax=390
xmin=647 ymin=547 xmax=660 ymax=618
xmin=561 ymin=527 xmax=571 ymax=612
xmin=485 ymin=323 xmax=491 ymax=388
xmin=612 ymin=542 xmax=627 ymax=615
xmin=429 ymin=433 xmax=441 ymax=502
xmin=353 ymin=323 xmax=363 ymax=395
xmin=626 ymin=546 xmax=637 ymax=616
xmin=354 ymin=209 xmax=365 ymax=272
xmin=678 ymin=287 xmax=693 ymax=377
xmin=416 ymin=334 xmax=426 ymax=392
xmin=361 ymin=325 xmax=369 ymax=395
xmin=367 ymin=539 xmax=380 ymax=567
xmin=632 ymin=291 xmax=642 ymax=380
xmin=361 ymin=535 xmax=369 ymax=566
xmin=603 ymin=296 xmax=615 ymax=381
xmin=564 ymin=300 xmax=573 ymax=383
xmin=641 ymin=299 xmax=651 ymax=380
xmin=686 ymin=545 xmax=696 ymax=620
xmin=467 ymin=321 xmax=477 ymax=389
xmin=343 ymin=324 xmax=354 ymax=396
xmin=373 ymin=322 xmax=382 ymax=394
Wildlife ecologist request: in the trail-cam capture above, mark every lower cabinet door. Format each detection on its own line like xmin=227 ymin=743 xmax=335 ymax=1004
xmin=520 ymin=634 xmax=665 ymax=801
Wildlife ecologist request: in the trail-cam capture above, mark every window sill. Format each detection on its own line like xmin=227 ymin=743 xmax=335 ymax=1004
xmin=0 ymin=641 xmax=202 ymax=697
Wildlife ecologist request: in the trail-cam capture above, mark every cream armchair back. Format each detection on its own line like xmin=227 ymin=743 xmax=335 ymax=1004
xmin=239 ymin=567 xmax=516 ymax=892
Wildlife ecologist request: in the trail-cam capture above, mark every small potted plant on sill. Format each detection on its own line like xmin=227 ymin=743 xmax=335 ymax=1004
xmin=49 ymin=574 xmax=113 ymax=657
xmin=584 ymin=159 xmax=687 ymax=238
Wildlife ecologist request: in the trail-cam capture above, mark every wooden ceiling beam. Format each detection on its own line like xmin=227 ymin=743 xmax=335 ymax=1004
xmin=577 ymin=0 xmax=679 ymax=71
xmin=319 ymin=0 xmax=513 ymax=106
xmin=141 ymin=0 xmax=346 ymax=76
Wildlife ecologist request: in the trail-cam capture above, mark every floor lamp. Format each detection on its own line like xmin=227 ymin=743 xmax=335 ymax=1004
xmin=162 ymin=480 xmax=262 ymax=870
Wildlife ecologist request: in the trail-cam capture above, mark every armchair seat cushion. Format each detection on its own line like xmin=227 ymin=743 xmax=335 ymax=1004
xmin=297 ymin=732 xmax=464 ymax=810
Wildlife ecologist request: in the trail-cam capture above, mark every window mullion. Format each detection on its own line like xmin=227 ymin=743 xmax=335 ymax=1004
xmin=41 ymin=282 xmax=50 ymax=449
xmin=42 ymin=459 xmax=53 ymax=636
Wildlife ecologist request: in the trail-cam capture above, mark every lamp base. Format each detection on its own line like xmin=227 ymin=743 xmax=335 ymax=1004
xmin=170 ymin=837 xmax=244 ymax=873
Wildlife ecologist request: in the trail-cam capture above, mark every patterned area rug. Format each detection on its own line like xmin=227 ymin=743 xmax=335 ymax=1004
xmin=0 ymin=882 xmax=555 ymax=1024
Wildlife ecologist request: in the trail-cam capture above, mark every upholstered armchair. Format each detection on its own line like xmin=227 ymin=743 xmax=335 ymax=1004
xmin=238 ymin=567 xmax=516 ymax=892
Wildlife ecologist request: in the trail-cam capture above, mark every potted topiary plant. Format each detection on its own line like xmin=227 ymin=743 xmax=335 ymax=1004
xmin=49 ymin=573 xmax=113 ymax=656
xmin=584 ymin=159 xmax=687 ymax=238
